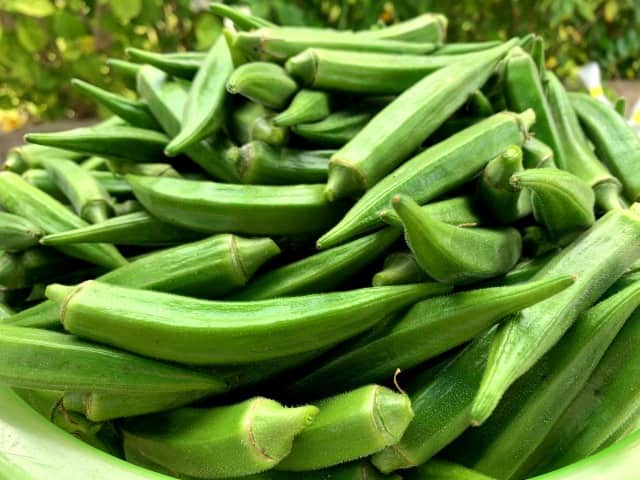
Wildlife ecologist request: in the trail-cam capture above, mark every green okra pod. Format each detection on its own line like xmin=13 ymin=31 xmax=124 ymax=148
xmin=41 ymin=211 xmax=205 ymax=246
xmin=317 ymin=110 xmax=534 ymax=249
xmin=325 ymin=41 xmax=517 ymax=200
xmin=50 ymin=280 xmax=448 ymax=365
xmin=471 ymin=206 xmax=640 ymax=425
xmin=404 ymin=460 xmax=495 ymax=480
xmin=227 ymin=62 xmax=298 ymax=110
xmin=0 ymin=325 xmax=226 ymax=394
xmin=136 ymin=65 xmax=239 ymax=181
xmin=231 ymin=227 xmax=401 ymax=300
xmin=25 ymin=126 xmax=169 ymax=164
xmin=380 ymin=195 xmax=484 ymax=228
xmin=209 ymin=2 xmax=275 ymax=30
xmin=165 ymin=36 xmax=233 ymax=156
xmin=546 ymin=71 xmax=625 ymax=211
xmin=123 ymin=398 xmax=318 ymax=479
xmin=3 ymin=143 xmax=85 ymax=174
xmin=392 ymin=194 xmax=522 ymax=284
xmin=23 ymin=168 xmax=132 ymax=198
xmin=71 ymin=79 xmax=161 ymax=130
xmin=126 ymin=48 xmax=205 ymax=79
xmin=357 ymin=13 xmax=447 ymax=43
xmin=107 ymin=58 xmax=142 ymax=82
xmin=273 ymin=89 xmax=331 ymax=127
xmin=0 ymin=248 xmax=82 ymax=291
xmin=0 ymin=172 xmax=126 ymax=269
xmin=231 ymin=101 xmax=289 ymax=147
xmin=106 ymin=160 xmax=180 ymax=178
xmin=433 ymin=41 xmax=502 ymax=55
xmin=570 ymin=92 xmax=640 ymax=203
xmin=371 ymin=330 xmax=496 ymax=473
xmin=291 ymin=276 xmax=572 ymax=398
xmin=372 ymin=251 xmax=429 ymax=286
xmin=245 ymin=461 xmax=400 ymax=480
xmin=0 ymin=212 xmax=43 ymax=251
xmin=113 ymin=200 xmax=143 ymax=216
xmin=277 ymin=385 xmax=413 ymax=471
xmin=522 ymin=136 xmax=556 ymax=169
xmin=42 ymin=158 xmax=114 ymax=224
xmin=292 ymin=109 xmax=373 ymax=147
xmin=510 ymin=168 xmax=595 ymax=243
xmin=127 ymin=174 xmax=348 ymax=236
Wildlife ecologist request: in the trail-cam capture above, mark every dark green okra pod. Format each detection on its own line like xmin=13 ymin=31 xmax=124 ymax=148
xmin=522 ymin=136 xmax=556 ymax=169
xmin=277 ymin=385 xmax=413 ymax=471
xmin=273 ymin=89 xmax=331 ymax=127
xmin=403 ymin=460 xmax=495 ymax=480
xmin=570 ymin=92 xmax=640 ymax=203
xmin=472 ymin=206 xmax=640 ymax=425
xmin=126 ymin=48 xmax=205 ymax=79
xmin=123 ymin=398 xmax=318 ymax=479
xmin=0 ymin=248 xmax=82 ymax=290
xmin=227 ymin=62 xmax=298 ymax=109
xmin=510 ymin=168 xmax=595 ymax=243
xmin=325 ymin=41 xmax=517 ymax=200
xmin=231 ymin=101 xmax=289 ymax=147
xmin=50 ymin=280 xmax=448 ymax=365
xmin=23 ymin=169 xmax=132 ymax=198
xmin=317 ymin=110 xmax=534 ymax=249
xmin=292 ymin=109 xmax=374 ymax=147
xmin=392 ymin=194 xmax=522 ymax=284
xmin=380 ymin=195 xmax=484 ymax=228
xmin=209 ymin=2 xmax=275 ymax=30
xmin=372 ymin=251 xmax=429 ymax=286
xmin=0 ymin=212 xmax=43 ymax=251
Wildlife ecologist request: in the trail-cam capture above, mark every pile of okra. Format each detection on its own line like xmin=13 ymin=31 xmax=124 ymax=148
xmin=2 ymin=3 xmax=640 ymax=480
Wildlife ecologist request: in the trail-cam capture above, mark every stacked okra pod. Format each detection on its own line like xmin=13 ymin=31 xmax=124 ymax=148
xmin=2 ymin=3 xmax=640 ymax=479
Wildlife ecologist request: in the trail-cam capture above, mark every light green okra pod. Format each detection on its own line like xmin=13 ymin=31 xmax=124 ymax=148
xmin=3 ymin=142 xmax=85 ymax=174
xmin=107 ymin=58 xmax=142 ymax=81
xmin=23 ymin=169 xmax=132 ymax=198
xmin=227 ymin=62 xmax=298 ymax=110
xmin=273 ymin=89 xmax=331 ymax=127
xmin=379 ymin=195 xmax=484 ymax=228
xmin=126 ymin=48 xmax=205 ymax=79
xmin=0 ymin=212 xmax=43 ymax=251
xmin=372 ymin=251 xmax=429 ymax=286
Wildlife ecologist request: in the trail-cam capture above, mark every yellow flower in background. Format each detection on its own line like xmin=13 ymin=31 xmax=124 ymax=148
xmin=0 ymin=109 xmax=28 ymax=133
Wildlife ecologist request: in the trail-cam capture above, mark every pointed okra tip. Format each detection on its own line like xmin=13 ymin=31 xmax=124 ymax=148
xmin=234 ymin=236 xmax=281 ymax=281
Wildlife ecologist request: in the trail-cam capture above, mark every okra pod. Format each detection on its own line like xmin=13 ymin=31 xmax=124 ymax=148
xmin=0 ymin=301 xmax=14 ymax=318
xmin=227 ymin=62 xmax=298 ymax=109
xmin=292 ymin=109 xmax=373 ymax=146
xmin=372 ymin=251 xmax=429 ymax=286
xmin=392 ymin=194 xmax=522 ymax=284
xmin=127 ymin=174 xmax=348 ymax=236
xmin=23 ymin=169 xmax=132 ymax=198
xmin=380 ymin=195 xmax=484 ymax=228
xmin=209 ymin=2 xmax=275 ymax=30
xmin=277 ymin=385 xmax=413 ymax=471
xmin=123 ymin=398 xmax=318 ymax=478
xmin=317 ymin=110 xmax=534 ymax=249
xmin=404 ymin=460 xmax=495 ymax=480
xmin=165 ymin=36 xmax=233 ymax=156
xmin=522 ymin=136 xmax=556 ymax=169
xmin=127 ymin=48 xmax=205 ymax=79
xmin=231 ymin=101 xmax=289 ymax=147
xmin=325 ymin=41 xmax=517 ymax=200
xmin=245 ymin=462 xmax=399 ymax=480
xmin=80 ymin=155 xmax=109 ymax=171
xmin=570 ymin=92 xmax=640 ymax=203
xmin=113 ymin=199 xmax=143 ymax=216
xmin=0 ymin=248 xmax=82 ymax=290
xmin=231 ymin=227 xmax=401 ymax=300
xmin=433 ymin=41 xmax=502 ymax=55
xmin=107 ymin=58 xmax=142 ymax=82
xmin=3 ymin=143 xmax=85 ymax=174
xmin=472 ymin=206 xmax=640 ymax=425
xmin=357 ymin=13 xmax=447 ymax=43
xmin=0 ymin=212 xmax=43 ymax=251
xmin=273 ymin=89 xmax=331 ymax=127
xmin=0 ymin=172 xmax=126 ymax=269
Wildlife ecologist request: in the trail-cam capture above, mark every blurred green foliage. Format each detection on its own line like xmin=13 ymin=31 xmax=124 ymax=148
xmin=0 ymin=0 xmax=638 ymax=126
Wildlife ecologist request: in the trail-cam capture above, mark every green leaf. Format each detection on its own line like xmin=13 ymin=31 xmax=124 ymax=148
xmin=109 ymin=0 xmax=142 ymax=25
xmin=0 ymin=0 xmax=54 ymax=17
xmin=16 ymin=18 xmax=49 ymax=53
xmin=52 ymin=10 xmax=87 ymax=39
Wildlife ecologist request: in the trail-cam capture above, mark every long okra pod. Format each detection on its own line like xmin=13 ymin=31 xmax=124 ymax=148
xmin=471 ymin=206 xmax=640 ymax=425
xmin=433 ymin=41 xmax=502 ymax=55
xmin=0 ymin=212 xmax=43 ymax=251
xmin=380 ymin=195 xmax=484 ymax=228
xmin=126 ymin=48 xmax=205 ymax=79
xmin=292 ymin=109 xmax=373 ymax=146
xmin=317 ymin=110 xmax=533 ymax=249
xmin=273 ymin=89 xmax=331 ymax=127
xmin=49 ymin=280 xmax=448 ymax=365
xmin=325 ymin=41 xmax=518 ymax=200
xmin=23 ymin=169 xmax=132 ymax=197
xmin=357 ymin=13 xmax=447 ymax=43
xmin=227 ymin=62 xmax=298 ymax=109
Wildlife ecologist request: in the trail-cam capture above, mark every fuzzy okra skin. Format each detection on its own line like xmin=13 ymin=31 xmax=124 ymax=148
xmin=0 ymin=212 xmax=43 ymax=251
xmin=276 ymin=385 xmax=413 ymax=471
xmin=165 ymin=36 xmax=233 ymax=156
xmin=471 ymin=206 xmax=640 ymax=425
xmin=380 ymin=195 xmax=484 ymax=228
xmin=522 ymin=136 xmax=556 ymax=169
xmin=317 ymin=110 xmax=533 ymax=249
xmin=291 ymin=276 xmax=573 ymax=398
xmin=51 ymin=280 xmax=447 ymax=365
xmin=227 ymin=62 xmax=298 ymax=109
xmin=325 ymin=40 xmax=518 ymax=200
xmin=570 ymin=92 xmax=640 ymax=203
xmin=127 ymin=174 xmax=348 ymax=236
xmin=123 ymin=398 xmax=318 ymax=479
xmin=126 ymin=48 xmax=205 ymax=79
xmin=292 ymin=109 xmax=374 ymax=146
xmin=393 ymin=194 xmax=522 ymax=284
xmin=273 ymin=89 xmax=331 ymax=127
xmin=0 ymin=172 xmax=126 ymax=269
xmin=372 ymin=251 xmax=429 ymax=286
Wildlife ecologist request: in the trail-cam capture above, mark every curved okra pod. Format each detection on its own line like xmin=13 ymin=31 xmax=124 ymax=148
xmin=403 ymin=460 xmax=495 ymax=480
xmin=276 ymin=385 xmax=413 ymax=471
xmin=165 ymin=37 xmax=233 ymax=156
xmin=231 ymin=227 xmax=401 ymax=300
xmin=292 ymin=109 xmax=373 ymax=147
xmin=392 ymin=194 xmax=522 ymax=284
xmin=127 ymin=175 xmax=348 ymax=236
xmin=291 ymin=276 xmax=572 ymax=398
xmin=41 ymin=211 xmax=205 ymax=246
xmin=325 ymin=41 xmax=518 ymax=200
xmin=380 ymin=195 xmax=484 ymax=228
xmin=0 ymin=212 xmax=43 ymax=251
xmin=23 ymin=169 xmax=132 ymax=198
xmin=546 ymin=71 xmax=625 ymax=211
xmin=227 ymin=62 xmax=298 ymax=110
xmin=232 ymin=141 xmax=330 ymax=184
xmin=4 ymin=142 xmax=85 ymax=174
xmin=317 ymin=110 xmax=534 ymax=249
xmin=231 ymin=101 xmax=289 ymax=146
xmin=209 ymin=2 xmax=275 ymax=30
xmin=372 ymin=251 xmax=429 ymax=286
xmin=136 ymin=65 xmax=239 ymax=181
xmin=475 ymin=145 xmax=531 ymax=224
xmin=71 ymin=79 xmax=161 ymax=130
xmin=126 ymin=48 xmax=205 ymax=79
xmin=0 ymin=248 xmax=82 ymax=290
xmin=357 ymin=13 xmax=447 ymax=43
xmin=371 ymin=330 xmax=496 ymax=473
xmin=0 ymin=325 xmax=226 ymax=394
xmin=433 ymin=41 xmax=502 ymax=55
xmin=0 ymin=172 xmax=126 ymax=269
xmin=471 ymin=206 xmax=640 ymax=425
xmin=49 ymin=280 xmax=448 ymax=365
xmin=25 ymin=126 xmax=169 ymax=164
xmin=123 ymin=398 xmax=318 ymax=479
xmin=42 ymin=158 xmax=114 ymax=224
xmin=522 ymin=136 xmax=556 ymax=169
xmin=510 ymin=168 xmax=595 ymax=243
xmin=570 ymin=92 xmax=640 ymax=203
xmin=273 ymin=89 xmax=331 ymax=127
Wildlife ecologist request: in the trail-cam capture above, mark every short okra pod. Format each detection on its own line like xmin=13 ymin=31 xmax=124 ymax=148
xmin=227 ymin=62 xmax=298 ymax=110
xmin=165 ymin=36 xmax=233 ymax=156
xmin=276 ymin=385 xmax=413 ymax=471
xmin=231 ymin=101 xmax=289 ymax=147
xmin=357 ymin=13 xmax=447 ymax=43
xmin=0 ymin=212 xmax=43 ymax=251
xmin=49 ymin=280 xmax=448 ymax=365
xmin=273 ymin=89 xmax=331 ymax=127
xmin=372 ymin=251 xmax=429 ymax=286
xmin=522 ymin=136 xmax=556 ymax=169
xmin=126 ymin=48 xmax=205 ymax=79
xmin=403 ymin=460 xmax=495 ymax=480
xmin=209 ymin=2 xmax=275 ymax=30
xmin=292 ymin=109 xmax=374 ymax=147
xmin=379 ymin=195 xmax=484 ymax=228
xmin=123 ymin=398 xmax=318 ymax=479
xmin=392 ymin=194 xmax=522 ymax=285
xmin=472 ymin=206 xmax=640 ymax=425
